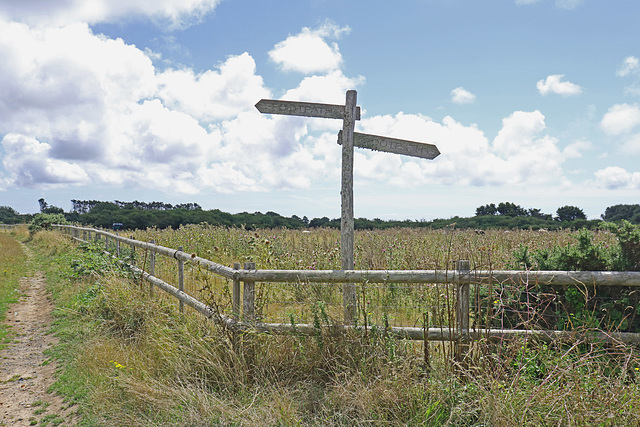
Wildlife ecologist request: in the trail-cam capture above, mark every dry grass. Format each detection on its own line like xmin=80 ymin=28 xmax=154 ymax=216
xmin=30 ymin=227 xmax=640 ymax=425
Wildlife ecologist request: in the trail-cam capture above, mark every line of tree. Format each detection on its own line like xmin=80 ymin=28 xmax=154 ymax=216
xmin=474 ymin=202 xmax=587 ymax=222
xmin=70 ymin=199 xmax=202 ymax=214
xmin=2 ymin=200 xmax=639 ymax=230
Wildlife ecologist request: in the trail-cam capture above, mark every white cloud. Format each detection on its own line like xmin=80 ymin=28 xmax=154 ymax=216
xmin=0 ymin=18 xmax=581 ymax=200
xmin=268 ymin=23 xmax=349 ymax=74
xmin=556 ymin=0 xmax=583 ymax=9
xmin=351 ymin=109 xmax=569 ymax=188
xmin=491 ymin=111 xmax=567 ymax=184
xmin=450 ymin=87 xmax=476 ymax=105
xmin=594 ymin=166 xmax=640 ymax=189
xmin=617 ymin=56 xmax=640 ymax=96
xmin=600 ymin=104 xmax=640 ymax=135
xmin=537 ymin=74 xmax=583 ymax=96
xmin=283 ymin=71 xmax=365 ymax=105
xmin=1 ymin=134 xmax=90 ymax=187
xmin=0 ymin=19 xmax=371 ymax=195
xmin=157 ymin=53 xmax=271 ymax=122
xmin=562 ymin=139 xmax=591 ymax=158
xmin=617 ymin=56 xmax=640 ymax=77
xmin=0 ymin=0 xmax=221 ymax=29
xmin=515 ymin=0 xmax=539 ymax=5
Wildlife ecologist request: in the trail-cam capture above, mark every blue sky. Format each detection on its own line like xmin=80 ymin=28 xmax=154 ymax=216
xmin=1 ymin=0 xmax=640 ymax=220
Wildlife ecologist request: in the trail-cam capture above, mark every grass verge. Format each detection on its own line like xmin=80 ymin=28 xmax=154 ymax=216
xmin=26 ymin=229 xmax=640 ymax=425
xmin=0 ymin=227 xmax=30 ymax=349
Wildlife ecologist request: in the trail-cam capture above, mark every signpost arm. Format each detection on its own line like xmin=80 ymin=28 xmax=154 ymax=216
xmin=341 ymin=90 xmax=357 ymax=324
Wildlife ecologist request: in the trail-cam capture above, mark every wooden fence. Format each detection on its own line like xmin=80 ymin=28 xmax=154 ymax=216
xmin=52 ymin=224 xmax=640 ymax=345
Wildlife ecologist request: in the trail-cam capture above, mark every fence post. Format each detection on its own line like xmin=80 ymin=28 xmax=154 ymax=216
xmin=233 ymin=262 xmax=241 ymax=320
xmin=130 ymin=235 xmax=136 ymax=267
xmin=456 ymin=260 xmax=471 ymax=362
xmin=243 ymin=262 xmax=256 ymax=322
xmin=105 ymin=235 xmax=109 ymax=252
xmin=116 ymin=239 xmax=120 ymax=258
xmin=178 ymin=246 xmax=184 ymax=313
xmin=149 ymin=240 xmax=155 ymax=298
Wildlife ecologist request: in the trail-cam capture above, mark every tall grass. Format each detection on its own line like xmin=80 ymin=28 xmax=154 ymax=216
xmin=125 ymin=225 xmax=617 ymax=331
xmin=28 ymin=227 xmax=640 ymax=425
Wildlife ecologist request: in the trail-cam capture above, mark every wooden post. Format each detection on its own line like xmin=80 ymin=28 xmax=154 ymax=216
xmin=178 ymin=246 xmax=184 ymax=313
xmin=116 ymin=239 xmax=120 ymax=258
xmin=243 ymin=262 xmax=256 ymax=322
xmin=105 ymin=236 xmax=109 ymax=252
xmin=130 ymin=235 xmax=136 ymax=267
xmin=341 ymin=89 xmax=358 ymax=324
xmin=233 ymin=262 xmax=241 ymax=320
xmin=456 ymin=259 xmax=471 ymax=362
xmin=456 ymin=260 xmax=470 ymax=335
xmin=149 ymin=240 xmax=155 ymax=298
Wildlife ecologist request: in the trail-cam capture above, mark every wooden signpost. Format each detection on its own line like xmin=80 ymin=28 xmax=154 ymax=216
xmin=338 ymin=131 xmax=440 ymax=160
xmin=255 ymin=99 xmax=361 ymax=120
xmin=255 ymin=90 xmax=440 ymax=323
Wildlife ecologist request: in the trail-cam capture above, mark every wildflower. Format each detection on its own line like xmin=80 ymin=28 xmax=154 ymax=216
xmin=110 ymin=360 xmax=126 ymax=370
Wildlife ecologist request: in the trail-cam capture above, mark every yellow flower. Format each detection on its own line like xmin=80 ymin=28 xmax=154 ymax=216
xmin=110 ymin=360 xmax=126 ymax=369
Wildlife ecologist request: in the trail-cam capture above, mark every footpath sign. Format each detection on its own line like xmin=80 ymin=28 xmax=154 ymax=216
xmin=338 ymin=130 xmax=439 ymax=160
xmin=255 ymin=99 xmax=361 ymax=120
xmin=255 ymin=90 xmax=440 ymax=323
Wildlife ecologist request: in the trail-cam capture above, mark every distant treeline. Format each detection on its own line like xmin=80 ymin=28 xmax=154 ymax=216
xmin=2 ymin=199 xmax=640 ymax=230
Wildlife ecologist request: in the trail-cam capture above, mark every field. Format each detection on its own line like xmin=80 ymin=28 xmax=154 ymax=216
xmin=10 ymin=225 xmax=640 ymax=425
xmin=124 ymin=225 xmax=619 ymax=331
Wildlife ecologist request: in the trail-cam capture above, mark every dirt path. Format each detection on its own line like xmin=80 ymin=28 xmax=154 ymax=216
xmin=0 ymin=271 xmax=78 ymax=426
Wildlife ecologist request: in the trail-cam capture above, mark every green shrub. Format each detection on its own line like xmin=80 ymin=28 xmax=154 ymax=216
xmin=28 ymin=213 xmax=68 ymax=233
xmin=510 ymin=222 xmax=640 ymax=332
xmin=602 ymin=220 xmax=640 ymax=271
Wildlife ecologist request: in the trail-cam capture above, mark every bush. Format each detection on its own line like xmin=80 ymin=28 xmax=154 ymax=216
xmin=28 ymin=213 xmax=68 ymax=233
xmin=602 ymin=220 xmax=640 ymax=271
xmin=510 ymin=222 xmax=640 ymax=332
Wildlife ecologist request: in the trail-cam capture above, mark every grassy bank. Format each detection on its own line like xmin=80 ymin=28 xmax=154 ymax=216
xmin=22 ymin=228 xmax=640 ymax=425
xmin=0 ymin=226 xmax=29 ymax=349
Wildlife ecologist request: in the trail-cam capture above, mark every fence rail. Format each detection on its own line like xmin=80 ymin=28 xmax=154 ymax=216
xmin=52 ymin=224 xmax=640 ymax=345
xmin=0 ymin=224 xmax=20 ymax=230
